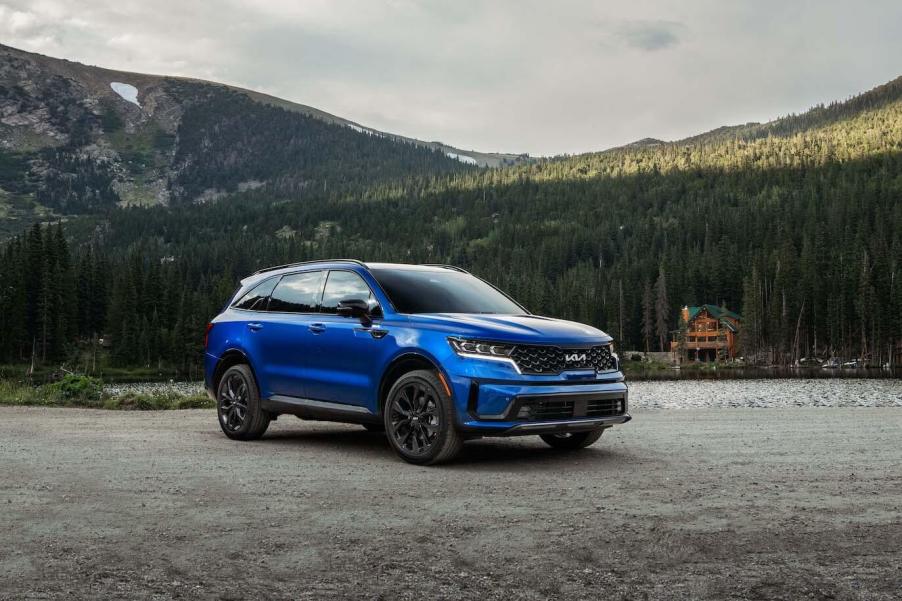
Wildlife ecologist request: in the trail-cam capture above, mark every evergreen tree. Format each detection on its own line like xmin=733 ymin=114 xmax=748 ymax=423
xmin=641 ymin=280 xmax=653 ymax=353
xmin=654 ymin=267 xmax=669 ymax=352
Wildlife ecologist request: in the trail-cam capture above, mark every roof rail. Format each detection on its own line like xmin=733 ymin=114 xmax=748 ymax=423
xmin=252 ymin=259 xmax=368 ymax=275
xmin=421 ymin=263 xmax=469 ymax=273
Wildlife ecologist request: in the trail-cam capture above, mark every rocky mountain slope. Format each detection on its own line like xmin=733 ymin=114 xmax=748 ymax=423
xmin=0 ymin=44 xmax=526 ymax=233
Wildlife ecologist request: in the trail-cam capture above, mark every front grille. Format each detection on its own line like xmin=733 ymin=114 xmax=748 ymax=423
xmin=526 ymin=399 xmax=575 ymax=420
xmin=510 ymin=344 xmax=617 ymax=375
xmin=512 ymin=394 xmax=626 ymax=421
xmin=585 ymin=397 xmax=625 ymax=417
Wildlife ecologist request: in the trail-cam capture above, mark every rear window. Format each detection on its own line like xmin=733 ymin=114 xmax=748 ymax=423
xmin=232 ymin=277 xmax=278 ymax=311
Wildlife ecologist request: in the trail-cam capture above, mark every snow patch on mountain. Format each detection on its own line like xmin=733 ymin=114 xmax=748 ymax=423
xmin=110 ymin=82 xmax=140 ymax=107
xmin=346 ymin=123 xmax=383 ymax=138
xmin=446 ymin=152 xmax=478 ymax=165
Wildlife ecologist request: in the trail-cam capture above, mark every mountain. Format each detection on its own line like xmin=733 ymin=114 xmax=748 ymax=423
xmin=0 ymin=44 xmax=525 ymax=233
xmin=0 ymin=44 xmax=900 ymax=370
xmin=525 ymin=73 xmax=902 ymax=183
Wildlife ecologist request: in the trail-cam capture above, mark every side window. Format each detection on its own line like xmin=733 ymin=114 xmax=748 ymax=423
xmin=233 ymin=277 xmax=278 ymax=311
xmin=268 ymin=271 xmax=325 ymax=313
xmin=320 ymin=271 xmax=376 ymax=315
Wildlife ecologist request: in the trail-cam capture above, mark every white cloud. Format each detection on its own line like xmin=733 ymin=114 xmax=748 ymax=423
xmin=1 ymin=0 xmax=900 ymax=155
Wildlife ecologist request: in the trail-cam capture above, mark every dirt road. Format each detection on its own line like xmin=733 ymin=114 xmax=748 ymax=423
xmin=1 ymin=406 xmax=900 ymax=600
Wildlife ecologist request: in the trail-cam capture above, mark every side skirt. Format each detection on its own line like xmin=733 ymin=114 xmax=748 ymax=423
xmin=262 ymin=395 xmax=381 ymax=425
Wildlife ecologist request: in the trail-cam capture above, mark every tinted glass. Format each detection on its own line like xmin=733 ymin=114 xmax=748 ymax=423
xmin=320 ymin=270 xmax=376 ymax=314
xmin=371 ymin=269 xmax=524 ymax=314
xmin=268 ymin=271 xmax=325 ymax=313
xmin=233 ymin=277 xmax=278 ymax=311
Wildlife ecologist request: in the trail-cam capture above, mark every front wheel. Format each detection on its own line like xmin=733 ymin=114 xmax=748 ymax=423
xmin=384 ymin=370 xmax=463 ymax=465
xmin=540 ymin=429 xmax=604 ymax=450
xmin=217 ymin=364 xmax=270 ymax=441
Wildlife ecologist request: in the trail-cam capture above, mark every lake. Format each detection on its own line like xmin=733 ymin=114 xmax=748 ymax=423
xmin=626 ymin=366 xmax=901 ymax=380
xmin=629 ymin=378 xmax=902 ymax=410
xmin=104 ymin=378 xmax=902 ymax=410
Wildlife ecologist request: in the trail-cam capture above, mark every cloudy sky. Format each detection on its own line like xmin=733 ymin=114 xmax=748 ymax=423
xmin=2 ymin=0 xmax=901 ymax=155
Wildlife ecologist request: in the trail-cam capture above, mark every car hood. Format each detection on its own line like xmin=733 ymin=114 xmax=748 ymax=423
xmin=405 ymin=313 xmax=612 ymax=346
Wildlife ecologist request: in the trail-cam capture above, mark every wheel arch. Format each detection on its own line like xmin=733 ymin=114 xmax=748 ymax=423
xmin=377 ymin=351 xmax=450 ymax=415
xmin=212 ymin=348 xmax=260 ymax=394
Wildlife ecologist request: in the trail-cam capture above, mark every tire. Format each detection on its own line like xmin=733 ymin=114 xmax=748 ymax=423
xmin=384 ymin=369 xmax=463 ymax=465
xmin=362 ymin=423 xmax=385 ymax=432
xmin=540 ymin=429 xmax=604 ymax=450
xmin=216 ymin=364 xmax=270 ymax=441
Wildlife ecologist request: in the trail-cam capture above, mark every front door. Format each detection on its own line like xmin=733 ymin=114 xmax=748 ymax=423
xmin=303 ymin=270 xmax=385 ymax=407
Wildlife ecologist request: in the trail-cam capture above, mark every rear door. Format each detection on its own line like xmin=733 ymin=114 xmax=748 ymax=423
xmin=303 ymin=270 xmax=386 ymax=407
xmin=253 ymin=270 xmax=326 ymax=399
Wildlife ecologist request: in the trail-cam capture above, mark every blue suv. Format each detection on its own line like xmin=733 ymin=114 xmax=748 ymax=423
xmin=204 ymin=260 xmax=630 ymax=464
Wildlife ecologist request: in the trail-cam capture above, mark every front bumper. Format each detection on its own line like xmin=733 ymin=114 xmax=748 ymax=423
xmin=448 ymin=366 xmax=630 ymax=437
xmin=465 ymin=413 xmax=632 ymax=437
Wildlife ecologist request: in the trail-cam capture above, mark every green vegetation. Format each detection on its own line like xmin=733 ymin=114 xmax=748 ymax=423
xmin=104 ymin=391 xmax=212 ymax=410
xmin=108 ymin=123 xmax=170 ymax=177
xmin=0 ymin=374 xmax=212 ymax=410
xmin=166 ymin=81 xmax=471 ymax=203
xmin=621 ymin=357 xmax=747 ymax=378
xmin=0 ymin=375 xmax=102 ymax=407
xmin=47 ymin=373 xmax=103 ymax=402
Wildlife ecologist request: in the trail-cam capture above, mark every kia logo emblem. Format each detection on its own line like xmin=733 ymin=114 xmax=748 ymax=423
xmin=564 ymin=353 xmax=587 ymax=362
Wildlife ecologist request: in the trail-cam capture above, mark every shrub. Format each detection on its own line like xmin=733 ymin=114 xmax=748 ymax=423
xmin=45 ymin=374 xmax=104 ymax=405
xmin=176 ymin=394 xmax=215 ymax=410
xmin=102 ymin=396 xmax=122 ymax=410
xmin=116 ymin=392 xmax=171 ymax=410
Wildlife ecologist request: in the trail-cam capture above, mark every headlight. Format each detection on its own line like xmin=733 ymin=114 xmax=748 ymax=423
xmin=448 ymin=338 xmax=515 ymax=357
xmin=448 ymin=338 xmax=520 ymax=372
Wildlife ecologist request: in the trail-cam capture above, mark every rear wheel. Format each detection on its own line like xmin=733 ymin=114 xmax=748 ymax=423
xmin=217 ymin=364 xmax=270 ymax=441
xmin=384 ymin=370 xmax=462 ymax=465
xmin=540 ymin=429 xmax=604 ymax=450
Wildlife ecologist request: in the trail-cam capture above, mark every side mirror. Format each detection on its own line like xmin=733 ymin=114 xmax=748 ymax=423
xmin=337 ymin=298 xmax=373 ymax=325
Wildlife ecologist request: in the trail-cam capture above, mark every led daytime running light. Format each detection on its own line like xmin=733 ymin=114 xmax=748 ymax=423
xmin=449 ymin=338 xmax=515 ymax=357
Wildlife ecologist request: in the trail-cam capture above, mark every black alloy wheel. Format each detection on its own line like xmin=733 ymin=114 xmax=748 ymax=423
xmin=216 ymin=364 xmax=270 ymax=441
xmin=389 ymin=381 xmax=441 ymax=455
xmin=219 ymin=372 xmax=248 ymax=433
xmin=384 ymin=370 xmax=463 ymax=465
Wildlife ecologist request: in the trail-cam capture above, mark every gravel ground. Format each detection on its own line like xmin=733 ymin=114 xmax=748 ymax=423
xmin=1 ymin=405 xmax=900 ymax=600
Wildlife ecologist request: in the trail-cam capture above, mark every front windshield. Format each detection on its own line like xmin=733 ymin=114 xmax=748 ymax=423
xmin=371 ymin=268 xmax=526 ymax=314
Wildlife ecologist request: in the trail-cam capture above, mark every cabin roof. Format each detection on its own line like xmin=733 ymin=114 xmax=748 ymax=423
xmin=687 ymin=304 xmax=741 ymax=322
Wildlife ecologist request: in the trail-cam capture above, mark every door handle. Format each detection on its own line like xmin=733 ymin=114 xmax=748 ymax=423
xmin=308 ymin=323 xmax=326 ymax=334
xmin=248 ymin=323 xmax=263 ymax=332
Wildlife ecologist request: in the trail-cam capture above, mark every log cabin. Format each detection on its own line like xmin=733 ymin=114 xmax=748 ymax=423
xmin=671 ymin=304 xmax=741 ymax=363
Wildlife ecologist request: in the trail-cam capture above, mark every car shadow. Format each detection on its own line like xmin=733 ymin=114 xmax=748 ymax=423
xmin=258 ymin=426 xmax=398 ymax=457
xmin=447 ymin=438 xmax=640 ymax=472
xmin=256 ymin=423 xmax=642 ymax=471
